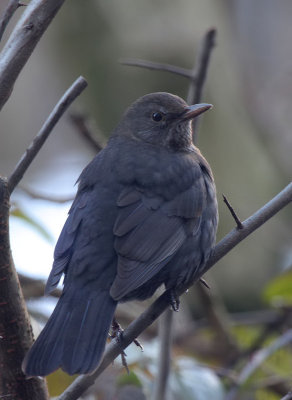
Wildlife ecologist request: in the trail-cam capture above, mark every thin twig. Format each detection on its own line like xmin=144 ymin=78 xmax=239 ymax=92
xmin=69 ymin=112 xmax=103 ymax=152
xmin=120 ymin=58 xmax=192 ymax=79
xmin=17 ymin=184 xmax=75 ymax=203
xmin=188 ymin=28 xmax=216 ymax=141
xmin=281 ymin=391 xmax=292 ymax=400
xmin=120 ymin=30 xmax=216 ymax=144
xmin=0 ymin=0 xmax=66 ymax=110
xmin=57 ymin=182 xmax=292 ymax=400
xmin=8 ymin=76 xmax=88 ymax=194
xmin=226 ymin=329 xmax=292 ymax=400
xmin=152 ymin=309 xmax=173 ymax=400
xmin=187 ymin=28 xmax=216 ymax=105
xmin=0 ymin=0 xmax=25 ymax=42
xmin=222 ymin=194 xmax=243 ymax=229
xmin=235 ymin=308 xmax=291 ymax=365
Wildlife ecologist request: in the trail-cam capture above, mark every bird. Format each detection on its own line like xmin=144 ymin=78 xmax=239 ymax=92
xmin=22 ymin=92 xmax=218 ymax=377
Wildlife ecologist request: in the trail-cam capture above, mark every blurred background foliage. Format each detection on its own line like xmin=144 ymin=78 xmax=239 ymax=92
xmin=0 ymin=0 xmax=291 ymax=398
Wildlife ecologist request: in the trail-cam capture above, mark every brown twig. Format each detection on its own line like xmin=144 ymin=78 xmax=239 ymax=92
xmin=69 ymin=112 xmax=103 ymax=153
xmin=57 ymin=181 xmax=292 ymax=400
xmin=8 ymin=76 xmax=88 ymax=194
xmin=120 ymin=58 xmax=192 ymax=79
xmin=222 ymin=194 xmax=243 ymax=229
xmin=0 ymin=0 xmax=25 ymax=42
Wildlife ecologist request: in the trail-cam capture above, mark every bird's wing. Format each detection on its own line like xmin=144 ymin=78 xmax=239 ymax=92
xmin=110 ymin=180 xmax=206 ymax=300
xmin=44 ymin=191 xmax=87 ymax=295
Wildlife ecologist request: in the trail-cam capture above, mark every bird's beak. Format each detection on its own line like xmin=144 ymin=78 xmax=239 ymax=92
xmin=181 ymin=103 xmax=213 ymax=120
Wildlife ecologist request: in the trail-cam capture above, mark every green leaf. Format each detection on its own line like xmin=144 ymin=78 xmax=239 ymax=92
xmin=117 ymin=371 xmax=142 ymax=387
xmin=263 ymin=272 xmax=292 ymax=306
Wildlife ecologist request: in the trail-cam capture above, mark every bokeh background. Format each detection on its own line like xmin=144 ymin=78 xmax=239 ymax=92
xmin=0 ymin=0 xmax=291 ymax=398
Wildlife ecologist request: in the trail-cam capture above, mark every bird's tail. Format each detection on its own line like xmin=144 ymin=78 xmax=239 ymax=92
xmin=22 ymin=288 xmax=117 ymax=376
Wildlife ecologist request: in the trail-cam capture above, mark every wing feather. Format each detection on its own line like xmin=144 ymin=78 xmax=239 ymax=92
xmin=111 ymin=183 xmax=205 ymax=300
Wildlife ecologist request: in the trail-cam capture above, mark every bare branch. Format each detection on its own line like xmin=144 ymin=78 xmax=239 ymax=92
xmin=120 ymin=58 xmax=192 ymax=79
xmin=0 ymin=0 xmax=67 ymax=110
xmin=0 ymin=0 xmax=25 ymax=42
xmin=152 ymin=309 xmax=173 ymax=400
xmin=0 ymin=179 xmax=49 ymax=400
xmin=187 ymin=28 xmax=216 ymax=105
xmin=281 ymin=391 xmax=292 ymax=400
xmin=206 ymin=182 xmax=292 ymax=268
xmin=226 ymin=329 xmax=292 ymax=400
xmin=57 ymin=181 xmax=292 ymax=400
xmin=8 ymin=76 xmax=88 ymax=194
xmin=18 ymin=273 xmax=61 ymax=299
xmin=17 ymin=185 xmax=75 ymax=203
xmin=69 ymin=112 xmax=103 ymax=153
xmin=222 ymin=194 xmax=243 ymax=229
xmin=188 ymin=28 xmax=216 ymax=140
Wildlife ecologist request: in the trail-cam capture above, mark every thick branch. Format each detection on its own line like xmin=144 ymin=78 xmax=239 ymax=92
xmin=0 ymin=0 xmax=25 ymax=42
xmin=58 ymin=182 xmax=292 ymax=400
xmin=8 ymin=76 xmax=88 ymax=193
xmin=0 ymin=178 xmax=49 ymax=400
xmin=0 ymin=0 xmax=66 ymax=110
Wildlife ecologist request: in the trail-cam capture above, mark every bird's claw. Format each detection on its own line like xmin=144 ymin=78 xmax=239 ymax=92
xmin=109 ymin=318 xmax=143 ymax=373
xmin=169 ymin=289 xmax=180 ymax=311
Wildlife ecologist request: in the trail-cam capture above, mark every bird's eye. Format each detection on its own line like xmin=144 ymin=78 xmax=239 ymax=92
xmin=152 ymin=112 xmax=163 ymax=122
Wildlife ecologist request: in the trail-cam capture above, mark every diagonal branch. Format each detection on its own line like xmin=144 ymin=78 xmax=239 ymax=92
xmin=0 ymin=0 xmax=67 ymax=110
xmin=57 ymin=181 xmax=292 ymax=400
xmin=69 ymin=112 xmax=103 ymax=153
xmin=0 ymin=0 xmax=25 ymax=42
xmin=226 ymin=329 xmax=292 ymax=400
xmin=8 ymin=76 xmax=88 ymax=194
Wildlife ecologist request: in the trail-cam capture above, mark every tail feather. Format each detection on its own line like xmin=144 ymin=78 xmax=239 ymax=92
xmin=23 ymin=289 xmax=117 ymax=376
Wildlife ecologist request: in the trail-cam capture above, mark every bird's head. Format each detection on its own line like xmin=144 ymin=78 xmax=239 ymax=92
xmin=115 ymin=92 xmax=212 ymax=151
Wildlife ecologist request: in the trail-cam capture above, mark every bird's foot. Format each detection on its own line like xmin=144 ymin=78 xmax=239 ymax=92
xmin=109 ymin=318 xmax=144 ymax=374
xmin=168 ymin=289 xmax=180 ymax=312
xmin=110 ymin=318 xmax=129 ymax=373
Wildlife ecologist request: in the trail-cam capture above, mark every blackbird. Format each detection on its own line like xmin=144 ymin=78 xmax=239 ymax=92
xmin=23 ymin=92 xmax=218 ymax=376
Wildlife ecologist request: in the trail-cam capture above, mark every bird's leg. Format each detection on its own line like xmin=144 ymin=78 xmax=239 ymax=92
xmin=110 ymin=318 xmax=129 ymax=373
xmin=168 ymin=288 xmax=180 ymax=311
xmin=109 ymin=318 xmax=144 ymax=373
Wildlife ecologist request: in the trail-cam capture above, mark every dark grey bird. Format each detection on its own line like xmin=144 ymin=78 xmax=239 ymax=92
xmin=22 ymin=92 xmax=218 ymax=376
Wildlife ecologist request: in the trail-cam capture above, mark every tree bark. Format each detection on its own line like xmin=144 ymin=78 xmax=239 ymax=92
xmin=0 ymin=177 xmax=49 ymax=400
